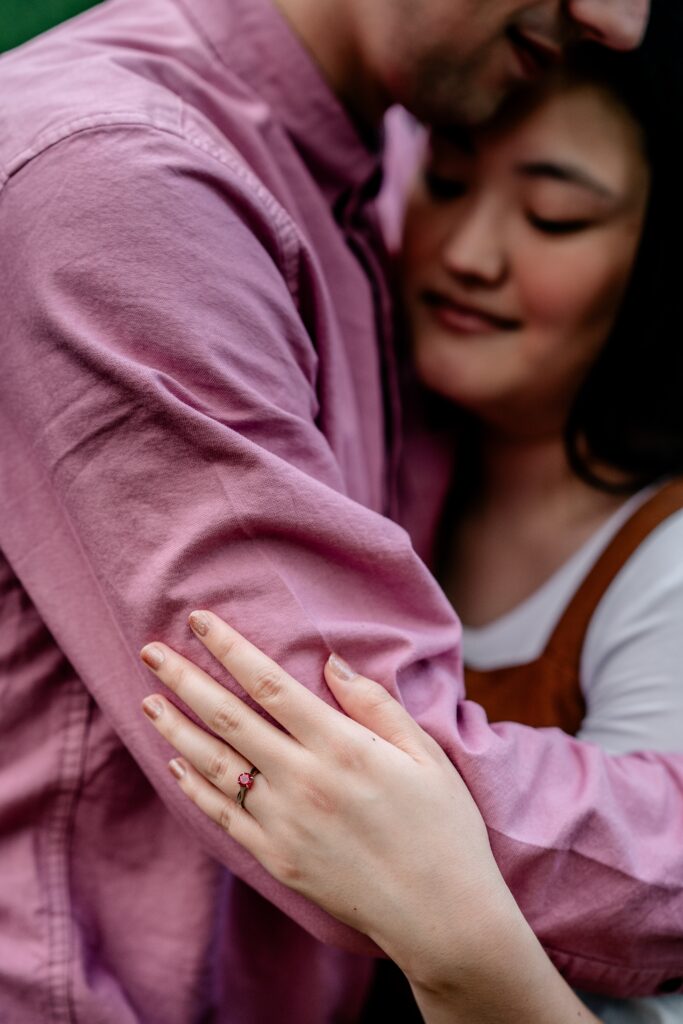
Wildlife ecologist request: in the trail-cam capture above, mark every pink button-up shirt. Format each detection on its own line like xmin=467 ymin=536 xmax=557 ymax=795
xmin=0 ymin=1 xmax=682 ymax=1020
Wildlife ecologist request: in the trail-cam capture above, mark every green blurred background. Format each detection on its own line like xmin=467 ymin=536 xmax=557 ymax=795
xmin=1 ymin=1 xmax=101 ymax=53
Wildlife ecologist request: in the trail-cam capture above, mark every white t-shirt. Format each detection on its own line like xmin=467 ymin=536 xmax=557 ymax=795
xmin=462 ymin=485 xmax=683 ymax=1022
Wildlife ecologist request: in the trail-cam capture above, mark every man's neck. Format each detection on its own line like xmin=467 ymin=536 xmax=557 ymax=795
xmin=272 ymin=0 xmax=389 ymax=136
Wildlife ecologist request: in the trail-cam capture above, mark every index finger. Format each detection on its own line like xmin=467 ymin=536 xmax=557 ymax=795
xmin=188 ymin=610 xmax=348 ymax=747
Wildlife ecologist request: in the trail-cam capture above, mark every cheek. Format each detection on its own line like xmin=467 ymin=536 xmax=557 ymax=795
xmin=516 ymin=242 xmax=635 ymax=358
xmin=400 ymin=202 xmax=443 ymax=296
xmin=401 ymin=201 xmax=433 ymax=266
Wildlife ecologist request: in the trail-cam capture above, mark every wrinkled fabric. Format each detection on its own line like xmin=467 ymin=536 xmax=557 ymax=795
xmin=0 ymin=1 xmax=682 ymax=1021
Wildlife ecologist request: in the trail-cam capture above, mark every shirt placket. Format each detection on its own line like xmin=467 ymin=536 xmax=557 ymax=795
xmin=336 ymin=174 xmax=403 ymax=521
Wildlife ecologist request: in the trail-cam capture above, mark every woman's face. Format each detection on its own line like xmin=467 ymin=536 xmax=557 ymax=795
xmin=401 ymin=82 xmax=650 ymax=436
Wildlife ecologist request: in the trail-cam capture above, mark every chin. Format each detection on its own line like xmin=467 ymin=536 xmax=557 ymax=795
xmin=458 ymin=90 xmax=509 ymax=125
xmin=447 ymin=64 xmax=534 ymax=127
xmin=421 ymin=87 xmax=503 ymax=128
xmin=414 ymin=354 xmax=476 ymax=409
xmin=409 ymin=65 xmax=507 ymax=128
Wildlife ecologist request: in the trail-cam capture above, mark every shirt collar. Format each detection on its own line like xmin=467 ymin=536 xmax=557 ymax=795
xmin=176 ymin=0 xmax=382 ymax=203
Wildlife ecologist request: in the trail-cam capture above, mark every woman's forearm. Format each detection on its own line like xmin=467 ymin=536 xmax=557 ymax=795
xmin=402 ymin=898 xmax=599 ymax=1024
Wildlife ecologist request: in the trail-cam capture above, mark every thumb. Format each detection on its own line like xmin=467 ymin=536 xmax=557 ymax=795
xmin=324 ymin=654 xmax=429 ymax=758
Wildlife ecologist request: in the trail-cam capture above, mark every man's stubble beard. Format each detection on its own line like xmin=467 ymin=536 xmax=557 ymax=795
xmin=405 ymin=45 xmax=511 ymax=127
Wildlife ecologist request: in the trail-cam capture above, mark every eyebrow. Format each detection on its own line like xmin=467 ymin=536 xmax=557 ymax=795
xmin=516 ymin=161 xmax=616 ymax=200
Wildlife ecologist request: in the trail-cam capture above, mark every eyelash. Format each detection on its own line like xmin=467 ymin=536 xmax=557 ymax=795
xmin=423 ymin=173 xmax=594 ymax=235
xmin=528 ymin=215 xmax=593 ymax=236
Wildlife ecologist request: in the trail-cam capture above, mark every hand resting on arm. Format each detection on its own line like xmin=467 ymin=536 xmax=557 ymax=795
xmin=140 ymin=610 xmax=600 ymax=1024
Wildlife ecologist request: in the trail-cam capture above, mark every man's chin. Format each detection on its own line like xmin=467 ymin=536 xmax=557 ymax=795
xmin=421 ymin=73 xmax=532 ymax=128
xmin=418 ymin=81 xmax=513 ymax=128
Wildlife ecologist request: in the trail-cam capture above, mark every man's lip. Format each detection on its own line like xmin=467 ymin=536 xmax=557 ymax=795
xmin=421 ymin=291 xmax=521 ymax=332
xmin=507 ymin=27 xmax=562 ymax=80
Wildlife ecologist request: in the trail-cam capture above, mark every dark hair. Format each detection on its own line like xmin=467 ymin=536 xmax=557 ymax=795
xmin=560 ymin=1 xmax=683 ymax=492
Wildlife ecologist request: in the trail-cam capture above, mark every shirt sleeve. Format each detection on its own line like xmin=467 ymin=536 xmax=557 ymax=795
xmin=0 ymin=123 xmax=461 ymax=954
xmin=578 ymin=509 xmax=683 ymax=755
xmin=1 ymin=124 xmax=682 ymax=999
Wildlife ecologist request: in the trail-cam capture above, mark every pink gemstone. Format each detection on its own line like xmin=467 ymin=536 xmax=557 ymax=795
xmin=238 ymin=772 xmax=254 ymax=788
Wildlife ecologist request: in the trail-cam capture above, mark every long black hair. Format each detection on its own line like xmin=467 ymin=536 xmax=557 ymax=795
xmin=561 ymin=0 xmax=683 ymax=492
xmin=430 ymin=2 xmax=683 ymax=568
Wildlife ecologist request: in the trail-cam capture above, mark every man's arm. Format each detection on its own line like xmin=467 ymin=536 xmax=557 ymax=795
xmin=1 ymin=124 xmax=682 ymax=996
xmin=0 ymin=123 xmax=460 ymax=952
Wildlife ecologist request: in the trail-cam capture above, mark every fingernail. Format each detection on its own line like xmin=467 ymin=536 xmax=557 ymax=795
xmin=141 ymin=645 xmax=165 ymax=670
xmin=189 ymin=612 xmax=210 ymax=637
xmin=142 ymin=697 xmax=164 ymax=721
xmin=327 ymin=653 xmax=357 ymax=682
xmin=169 ymin=758 xmax=187 ymax=781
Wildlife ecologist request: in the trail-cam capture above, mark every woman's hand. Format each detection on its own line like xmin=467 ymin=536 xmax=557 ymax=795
xmin=139 ymin=612 xmax=599 ymax=1023
xmin=138 ymin=610 xmax=507 ymax=983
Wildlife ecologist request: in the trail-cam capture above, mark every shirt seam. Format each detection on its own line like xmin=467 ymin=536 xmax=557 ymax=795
xmin=544 ymin=942 xmax=682 ymax=975
xmin=0 ymin=114 xmax=302 ymax=301
xmin=488 ymin=825 xmax=682 ymax=974
xmin=44 ymin=676 xmax=91 ymax=1024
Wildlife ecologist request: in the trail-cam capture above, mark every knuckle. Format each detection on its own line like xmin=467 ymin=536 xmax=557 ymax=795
xmin=363 ymin=683 xmax=393 ymax=714
xmin=217 ymin=802 xmax=234 ymax=834
xmin=265 ymin=851 xmax=303 ymax=888
xmin=301 ymin=780 xmax=337 ymax=815
xmin=327 ymin=734 xmax=365 ymax=773
xmin=168 ymin=661 xmax=188 ymax=693
xmin=215 ymin=632 xmax=241 ymax=665
xmin=250 ymin=666 xmax=283 ymax=706
xmin=204 ymin=751 xmax=231 ymax=785
xmin=162 ymin=714 xmax=182 ymax=747
xmin=278 ymin=862 xmax=303 ymax=887
xmin=210 ymin=699 xmax=241 ymax=736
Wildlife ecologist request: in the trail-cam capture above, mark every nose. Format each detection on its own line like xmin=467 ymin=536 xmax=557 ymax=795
xmin=441 ymin=199 xmax=508 ymax=287
xmin=567 ymin=0 xmax=650 ymax=51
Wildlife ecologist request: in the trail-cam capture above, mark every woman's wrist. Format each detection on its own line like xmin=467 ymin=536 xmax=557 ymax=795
xmin=397 ymin=893 xmax=600 ymax=1024
xmin=388 ymin=879 xmax=522 ymax=999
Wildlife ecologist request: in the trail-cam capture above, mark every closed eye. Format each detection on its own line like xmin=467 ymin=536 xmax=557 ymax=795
xmin=529 ymin=214 xmax=593 ymax=236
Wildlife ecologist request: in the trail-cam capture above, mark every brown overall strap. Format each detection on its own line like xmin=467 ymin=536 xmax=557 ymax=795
xmin=544 ymin=478 xmax=683 ymax=673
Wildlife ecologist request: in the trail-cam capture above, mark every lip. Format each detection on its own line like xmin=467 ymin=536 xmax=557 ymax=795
xmin=421 ymin=290 xmax=522 ymax=335
xmin=507 ymin=27 xmax=562 ymax=81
